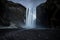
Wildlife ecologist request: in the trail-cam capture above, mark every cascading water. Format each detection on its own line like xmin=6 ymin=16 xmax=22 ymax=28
xmin=8 ymin=0 xmax=47 ymax=29
xmin=26 ymin=8 xmax=36 ymax=28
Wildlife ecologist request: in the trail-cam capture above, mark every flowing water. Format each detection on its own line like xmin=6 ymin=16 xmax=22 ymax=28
xmin=25 ymin=7 xmax=36 ymax=28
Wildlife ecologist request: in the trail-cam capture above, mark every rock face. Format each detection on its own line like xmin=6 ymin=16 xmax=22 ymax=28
xmin=7 ymin=1 xmax=26 ymax=27
xmin=47 ymin=0 xmax=60 ymax=28
xmin=0 ymin=0 xmax=26 ymax=27
xmin=36 ymin=0 xmax=60 ymax=29
xmin=36 ymin=3 xmax=47 ymax=26
xmin=0 ymin=0 xmax=10 ymax=26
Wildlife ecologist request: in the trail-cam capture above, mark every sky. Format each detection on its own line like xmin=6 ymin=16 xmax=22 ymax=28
xmin=8 ymin=0 xmax=47 ymax=8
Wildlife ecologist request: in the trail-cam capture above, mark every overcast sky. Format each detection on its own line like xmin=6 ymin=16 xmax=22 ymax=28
xmin=8 ymin=0 xmax=47 ymax=8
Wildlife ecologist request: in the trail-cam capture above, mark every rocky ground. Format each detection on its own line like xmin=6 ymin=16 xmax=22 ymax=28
xmin=0 ymin=28 xmax=58 ymax=40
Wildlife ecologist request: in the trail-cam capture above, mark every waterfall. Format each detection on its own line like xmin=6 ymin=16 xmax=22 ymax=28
xmin=8 ymin=0 xmax=47 ymax=29
xmin=25 ymin=8 xmax=36 ymax=28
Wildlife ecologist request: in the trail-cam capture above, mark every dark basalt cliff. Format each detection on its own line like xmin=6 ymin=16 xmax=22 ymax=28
xmin=0 ymin=0 xmax=26 ymax=27
xmin=37 ymin=0 xmax=60 ymax=29
xmin=47 ymin=0 xmax=60 ymax=28
xmin=0 ymin=0 xmax=10 ymax=26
